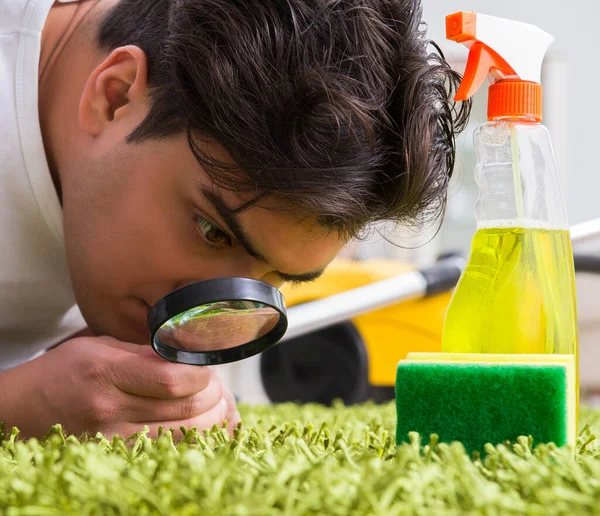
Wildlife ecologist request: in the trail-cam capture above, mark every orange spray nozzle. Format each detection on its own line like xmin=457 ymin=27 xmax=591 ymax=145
xmin=445 ymin=11 xmax=553 ymax=121
xmin=452 ymin=42 xmax=516 ymax=101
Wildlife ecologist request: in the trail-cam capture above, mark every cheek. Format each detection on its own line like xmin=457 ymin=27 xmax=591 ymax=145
xmin=63 ymin=146 xmax=264 ymax=298
xmin=101 ymin=185 xmax=197 ymax=283
xmin=69 ymin=181 xmax=246 ymax=293
xmin=63 ymin=155 xmax=189 ymax=288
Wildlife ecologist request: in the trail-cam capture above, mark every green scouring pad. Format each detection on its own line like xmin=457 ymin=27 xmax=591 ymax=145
xmin=395 ymin=353 xmax=576 ymax=455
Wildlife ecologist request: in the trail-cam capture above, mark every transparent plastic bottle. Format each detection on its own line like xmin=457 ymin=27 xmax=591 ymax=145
xmin=442 ymin=12 xmax=580 ymax=404
xmin=442 ymin=120 xmax=578 ymax=369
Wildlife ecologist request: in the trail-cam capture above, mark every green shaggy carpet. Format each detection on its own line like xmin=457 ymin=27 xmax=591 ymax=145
xmin=1 ymin=401 xmax=600 ymax=515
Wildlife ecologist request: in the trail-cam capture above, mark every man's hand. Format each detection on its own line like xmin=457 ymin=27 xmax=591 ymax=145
xmin=1 ymin=336 xmax=240 ymax=439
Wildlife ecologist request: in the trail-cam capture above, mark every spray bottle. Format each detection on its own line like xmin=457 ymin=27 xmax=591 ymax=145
xmin=441 ymin=13 xmax=579 ymax=391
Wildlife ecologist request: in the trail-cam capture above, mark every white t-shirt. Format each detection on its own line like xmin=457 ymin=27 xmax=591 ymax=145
xmin=0 ymin=0 xmax=86 ymax=370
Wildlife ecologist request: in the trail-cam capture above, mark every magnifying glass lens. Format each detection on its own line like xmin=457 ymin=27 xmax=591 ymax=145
xmin=156 ymin=301 xmax=280 ymax=352
xmin=147 ymin=278 xmax=288 ymax=365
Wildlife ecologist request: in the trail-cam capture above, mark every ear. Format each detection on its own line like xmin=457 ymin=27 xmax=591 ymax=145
xmin=79 ymin=45 xmax=149 ymax=137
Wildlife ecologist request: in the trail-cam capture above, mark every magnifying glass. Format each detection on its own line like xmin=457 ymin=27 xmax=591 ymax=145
xmin=147 ymin=278 xmax=288 ymax=366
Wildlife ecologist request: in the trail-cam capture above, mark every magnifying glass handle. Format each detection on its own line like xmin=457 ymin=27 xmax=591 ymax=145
xmin=281 ymin=255 xmax=465 ymax=343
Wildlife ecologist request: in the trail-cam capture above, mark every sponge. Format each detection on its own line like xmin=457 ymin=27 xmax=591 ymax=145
xmin=395 ymin=353 xmax=576 ymax=454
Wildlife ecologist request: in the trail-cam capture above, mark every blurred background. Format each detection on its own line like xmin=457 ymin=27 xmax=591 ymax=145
xmin=221 ymin=0 xmax=600 ymax=405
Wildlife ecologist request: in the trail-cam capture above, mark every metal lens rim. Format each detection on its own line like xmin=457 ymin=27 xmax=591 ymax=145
xmin=147 ymin=277 xmax=288 ymax=365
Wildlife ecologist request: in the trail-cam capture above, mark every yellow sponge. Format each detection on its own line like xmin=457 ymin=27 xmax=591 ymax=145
xmin=396 ymin=353 xmax=577 ymax=453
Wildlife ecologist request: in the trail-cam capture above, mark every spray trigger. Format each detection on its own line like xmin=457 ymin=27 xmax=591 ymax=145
xmin=446 ymin=11 xmax=554 ymax=103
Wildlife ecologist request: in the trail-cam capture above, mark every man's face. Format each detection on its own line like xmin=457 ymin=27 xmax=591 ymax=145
xmin=50 ymin=43 xmax=346 ymax=344
xmin=60 ymin=134 xmax=346 ymax=344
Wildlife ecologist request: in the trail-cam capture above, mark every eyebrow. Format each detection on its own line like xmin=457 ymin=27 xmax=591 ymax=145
xmin=201 ymin=189 xmax=326 ymax=284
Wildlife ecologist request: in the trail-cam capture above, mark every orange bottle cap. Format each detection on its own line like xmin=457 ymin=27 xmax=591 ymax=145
xmin=488 ymin=80 xmax=542 ymax=122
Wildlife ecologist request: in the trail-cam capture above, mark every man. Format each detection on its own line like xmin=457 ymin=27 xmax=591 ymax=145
xmin=0 ymin=0 xmax=470 ymax=439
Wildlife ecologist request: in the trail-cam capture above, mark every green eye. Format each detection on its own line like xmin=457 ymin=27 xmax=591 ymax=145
xmin=195 ymin=216 xmax=233 ymax=247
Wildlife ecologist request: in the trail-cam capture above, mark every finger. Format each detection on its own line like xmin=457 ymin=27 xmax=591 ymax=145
xmin=110 ymin=397 xmax=230 ymax=441
xmin=118 ymin=372 xmax=223 ymax=423
xmin=110 ymin=349 xmax=214 ymax=399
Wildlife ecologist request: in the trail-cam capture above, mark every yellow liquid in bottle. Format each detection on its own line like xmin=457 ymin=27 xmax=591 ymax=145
xmin=442 ymin=224 xmax=579 ymax=406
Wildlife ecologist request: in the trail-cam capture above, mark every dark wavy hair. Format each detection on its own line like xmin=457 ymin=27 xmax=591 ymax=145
xmin=98 ymin=0 xmax=471 ymax=238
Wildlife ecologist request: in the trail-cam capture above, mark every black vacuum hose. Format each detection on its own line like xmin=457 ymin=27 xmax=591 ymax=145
xmin=574 ymin=254 xmax=600 ymax=274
